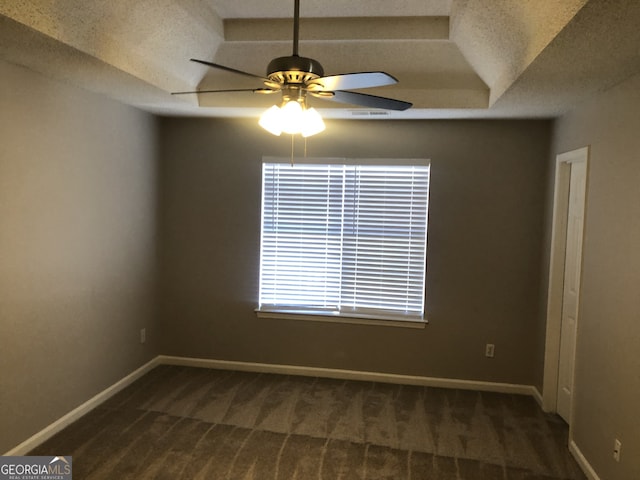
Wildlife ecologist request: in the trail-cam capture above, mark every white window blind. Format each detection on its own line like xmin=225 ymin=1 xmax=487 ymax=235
xmin=259 ymin=161 xmax=429 ymax=321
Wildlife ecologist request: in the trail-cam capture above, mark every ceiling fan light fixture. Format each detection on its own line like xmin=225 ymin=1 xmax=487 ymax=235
xmin=259 ymin=99 xmax=325 ymax=137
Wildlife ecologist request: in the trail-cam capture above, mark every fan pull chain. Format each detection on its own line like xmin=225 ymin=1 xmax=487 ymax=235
xmin=290 ymin=135 xmax=295 ymax=166
xmin=288 ymin=135 xmax=309 ymax=166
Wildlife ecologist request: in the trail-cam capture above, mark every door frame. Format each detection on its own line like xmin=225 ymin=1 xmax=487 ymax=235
xmin=542 ymin=146 xmax=589 ymax=416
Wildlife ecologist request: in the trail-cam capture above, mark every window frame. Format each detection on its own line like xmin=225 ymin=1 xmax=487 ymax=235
xmin=256 ymin=156 xmax=430 ymax=328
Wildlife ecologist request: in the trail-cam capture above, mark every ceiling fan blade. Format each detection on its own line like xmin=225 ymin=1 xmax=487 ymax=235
xmin=171 ymin=88 xmax=273 ymax=95
xmin=320 ymin=90 xmax=412 ymax=111
xmin=190 ymin=58 xmax=269 ymax=82
xmin=308 ymin=72 xmax=398 ymax=91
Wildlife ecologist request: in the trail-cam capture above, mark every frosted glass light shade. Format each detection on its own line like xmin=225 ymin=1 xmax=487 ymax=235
xmin=280 ymin=100 xmax=303 ymax=134
xmin=301 ymin=107 xmax=326 ymax=137
xmin=259 ymin=101 xmax=326 ymax=137
xmin=258 ymin=105 xmax=283 ymax=136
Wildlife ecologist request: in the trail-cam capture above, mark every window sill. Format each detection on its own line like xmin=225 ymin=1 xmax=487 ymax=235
xmin=255 ymin=308 xmax=427 ymax=329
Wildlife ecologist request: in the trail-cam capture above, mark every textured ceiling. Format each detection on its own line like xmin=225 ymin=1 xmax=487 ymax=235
xmin=1 ymin=0 xmax=640 ymax=119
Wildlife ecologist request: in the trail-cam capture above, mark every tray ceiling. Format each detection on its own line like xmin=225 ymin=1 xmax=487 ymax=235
xmin=1 ymin=0 xmax=639 ymax=119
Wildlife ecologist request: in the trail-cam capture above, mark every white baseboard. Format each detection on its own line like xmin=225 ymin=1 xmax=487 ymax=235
xmin=531 ymin=386 xmax=544 ymax=409
xmin=158 ymin=355 xmax=538 ymax=397
xmin=569 ymin=440 xmax=601 ymax=480
xmin=3 ymin=357 xmax=161 ymax=456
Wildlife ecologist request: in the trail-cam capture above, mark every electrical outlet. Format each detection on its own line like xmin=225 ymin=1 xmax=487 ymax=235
xmin=613 ymin=439 xmax=622 ymax=462
xmin=140 ymin=328 xmax=146 ymax=344
xmin=485 ymin=343 xmax=495 ymax=358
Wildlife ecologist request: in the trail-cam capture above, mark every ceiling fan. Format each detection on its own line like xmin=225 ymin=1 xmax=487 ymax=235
xmin=173 ymin=0 xmax=412 ymax=136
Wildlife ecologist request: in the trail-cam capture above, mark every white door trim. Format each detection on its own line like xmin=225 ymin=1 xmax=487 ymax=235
xmin=542 ymin=146 xmax=589 ymax=414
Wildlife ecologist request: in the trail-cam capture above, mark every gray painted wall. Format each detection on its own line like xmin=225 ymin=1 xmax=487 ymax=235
xmin=0 ymin=61 xmax=159 ymax=454
xmin=158 ymin=117 xmax=551 ymax=386
xmin=551 ymin=71 xmax=640 ymax=480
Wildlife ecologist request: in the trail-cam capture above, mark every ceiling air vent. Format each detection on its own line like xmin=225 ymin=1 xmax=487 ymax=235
xmin=350 ymin=110 xmax=391 ymax=117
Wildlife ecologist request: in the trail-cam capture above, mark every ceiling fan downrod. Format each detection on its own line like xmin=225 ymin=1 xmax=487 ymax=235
xmin=293 ymin=0 xmax=300 ymax=56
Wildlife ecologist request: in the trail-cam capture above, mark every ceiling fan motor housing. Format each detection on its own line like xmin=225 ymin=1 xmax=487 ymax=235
xmin=267 ymin=55 xmax=325 ymax=85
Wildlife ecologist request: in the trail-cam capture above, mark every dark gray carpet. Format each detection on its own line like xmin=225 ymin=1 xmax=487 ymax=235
xmin=30 ymin=365 xmax=586 ymax=479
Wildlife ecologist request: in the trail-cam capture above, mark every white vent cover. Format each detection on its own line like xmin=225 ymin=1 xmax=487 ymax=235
xmin=350 ymin=110 xmax=391 ymax=117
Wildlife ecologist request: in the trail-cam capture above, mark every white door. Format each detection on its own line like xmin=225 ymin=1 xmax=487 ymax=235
xmin=556 ymin=160 xmax=587 ymax=423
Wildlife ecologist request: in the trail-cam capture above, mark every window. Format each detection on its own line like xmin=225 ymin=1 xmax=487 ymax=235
xmin=258 ymin=159 xmax=430 ymax=324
